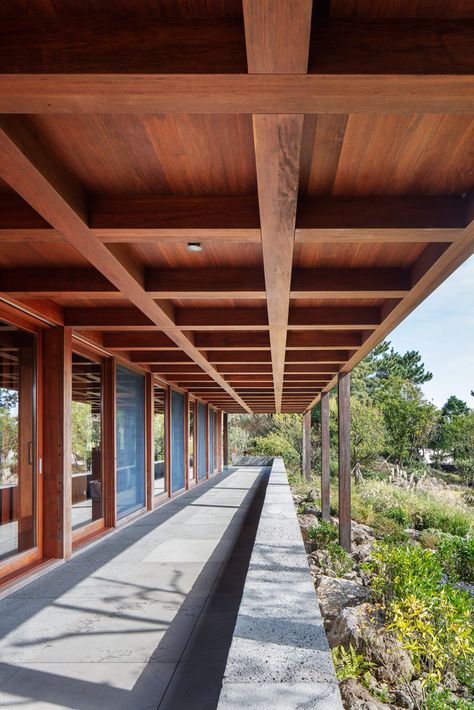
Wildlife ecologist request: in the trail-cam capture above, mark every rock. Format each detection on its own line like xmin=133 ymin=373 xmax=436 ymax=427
xmin=444 ymin=671 xmax=463 ymax=694
xmin=328 ymin=604 xmax=415 ymax=685
xmin=352 ymin=522 xmax=375 ymax=545
xmin=353 ymin=543 xmax=373 ymax=562
xmin=393 ymin=688 xmax=414 ymax=708
xmin=328 ymin=603 xmax=368 ymax=648
xmin=339 ymin=679 xmax=388 ymax=710
xmin=343 ymin=571 xmax=358 ymax=581
xmin=404 ymin=528 xmax=421 ymax=541
xmin=317 ymin=576 xmax=370 ymax=622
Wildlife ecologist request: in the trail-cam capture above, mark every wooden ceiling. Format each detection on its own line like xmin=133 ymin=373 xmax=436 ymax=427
xmin=0 ymin=0 xmax=472 ymax=413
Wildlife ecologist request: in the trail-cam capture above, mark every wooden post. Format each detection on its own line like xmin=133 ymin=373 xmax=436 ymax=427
xmin=303 ymin=409 xmax=312 ymax=482
xmin=184 ymin=392 xmax=189 ymax=488
xmin=42 ymin=326 xmax=72 ymax=559
xmin=205 ymin=404 xmax=209 ymax=479
xmin=320 ymin=391 xmax=330 ymax=522
xmin=145 ymin=373 xmax=154 ymax=510
xmin=17 ymin=344 xmax=34 ymax=552
xmin=103 ymin=356 xmax=116 ymax=528
xmin=338 ymin=372 xmax=351 ymax=552
xmin=223 ymin=412 xmax=229 ymax=468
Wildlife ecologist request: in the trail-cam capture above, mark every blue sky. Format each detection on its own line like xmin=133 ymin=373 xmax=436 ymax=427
xmin=386 ymin=254 xmax=474 ymax=409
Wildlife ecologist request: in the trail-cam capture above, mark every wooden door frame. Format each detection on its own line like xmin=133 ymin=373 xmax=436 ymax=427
xmin=0 ymin=302 xmax=43 ymax=582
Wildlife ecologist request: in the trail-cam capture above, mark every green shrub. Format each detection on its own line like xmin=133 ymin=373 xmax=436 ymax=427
xmin=385 ymin=504 xmax=411 ymax=527
xmin=306 ymin=520 xmax=338 ymax=548
xmin=365 ymin=542 xmax=474 ymax=686
xmin=420 ymin=528 xmax=444 ymax=549
xmin=437 ymin=535 xmax=474 ymax=584
xmin=389 ymin=587 xmax=473 ymax=685
xmin=332 ymin=644 xmax=374 ymax=683
xmin=326 ymin=541 xmax=354 ymax=576
xmin=383 ymin=527 xmax=410 ymax=545
xmin=415 ymin=506 xmax=471 ymax=537
xmin=351 ymin=480 xmax=473 ymax=537
xmin=425 ymin=685 xmax=474 ymax=709
xmin=365 ymin=542 xmax=443 ymax=606
xmin=371 ymin=513 xmax=409 ymax=541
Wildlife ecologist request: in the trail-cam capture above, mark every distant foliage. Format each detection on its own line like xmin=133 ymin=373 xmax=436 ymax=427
xmin=437 ymin=535 xmax=474 ymax=584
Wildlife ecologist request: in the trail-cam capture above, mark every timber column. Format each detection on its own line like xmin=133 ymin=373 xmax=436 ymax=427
xmin=320 ymin=391 xmax=330 ymax=522
xmin=338 ymin=372 xmax=351 ymax=552
xmin=42 ymin=326 xmax=72 ymax=559
xmin=302 ymin=410 xmax=312 ymax=481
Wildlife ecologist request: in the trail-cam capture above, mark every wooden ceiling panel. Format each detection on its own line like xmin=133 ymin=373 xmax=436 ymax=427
xmin=290 ymin=298 xmax=386 ymax=308
xmin=127 ymin=241 xmax=263 ymax=269
xmin=308 ymin=114 xmax=473 ymax=197
xmin=0 ymin=242 xmax=89 ymax=268
xmin=0 ymin=1 xmax=243 ymax=19
xmin=142 ymin=114 xmax=256 ymax=196
xmin=293 ymin=242 xmax=426 ymax=269
xmin=27 ymin=113 xmax=256 ymax=197
xmin=28 ymin=115 xmax=172 ymax=196
xmin=171 ymin=298 xmax=268 ymax=309
xmin=330 ymin=1 xmax=474 ymax=18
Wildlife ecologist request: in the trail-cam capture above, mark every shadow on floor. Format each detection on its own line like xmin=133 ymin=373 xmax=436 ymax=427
xmin=0 ymin=467 xmax=269 ymax=709
xmin=156 ymin=468 xmax=270 ymax=709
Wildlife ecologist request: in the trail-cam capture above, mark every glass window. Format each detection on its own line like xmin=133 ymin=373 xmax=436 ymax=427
xmin=71 ymin=353 xmax=103 ymax=531
xmin=0 ymin=321 xmax=36 ymax=561
xmin=189 ymin=401 xmax=195 ymax=482
xmin=153 ymin=386 xmax=167 ymax=497
xmin=116 ymin=366 xmax=145 ymax=519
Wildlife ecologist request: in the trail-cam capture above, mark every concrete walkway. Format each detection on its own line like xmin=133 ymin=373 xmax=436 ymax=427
xmin=0 ymin=466 xmax=267 ymax=709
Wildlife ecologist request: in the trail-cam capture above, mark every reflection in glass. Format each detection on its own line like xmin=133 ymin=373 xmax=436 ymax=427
xmin=189 ymin=401 xmax=195 ymax=482
xmin=71 ymin=353 xmax=102 ymax=531
xmin=116 ymin=366 xmax=145 ymax=519
xmin=153 ymin=386 xmax=167 ymax=496
xmin=0 ymin=321 xmax=36 ymax=561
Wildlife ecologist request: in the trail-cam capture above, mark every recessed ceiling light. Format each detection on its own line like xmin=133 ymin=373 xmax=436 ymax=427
xmin=187 ymin=242 xmax=202 ymax=252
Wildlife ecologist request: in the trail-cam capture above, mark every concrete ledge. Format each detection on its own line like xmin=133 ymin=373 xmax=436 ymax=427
xmin=217 ymin=457 xmax=343 ymax=709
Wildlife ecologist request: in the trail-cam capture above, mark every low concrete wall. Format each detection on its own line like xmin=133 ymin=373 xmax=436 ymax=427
xmin=217 ymin=457 xmax=343 ymax=709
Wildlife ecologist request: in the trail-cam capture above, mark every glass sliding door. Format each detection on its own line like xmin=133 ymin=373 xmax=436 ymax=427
xmin=197 ymin=402 xmax=207 ymax=480
xmin=209 ymin=409 xmax=214 ymax=473
xmin=189 ymin=401 xmax=195 ymax=483
xmin=153 ymin=385 xmax=167 ymax=497
xmin=0 ymin=321 xmax=36 ymax=561
xmin=171 ymin=390 xmax=185 ymax=493
xmin=116 ymin=366 xmax=145 ymax=519
xmin=71 ymin=353 xmax=103 ymax=532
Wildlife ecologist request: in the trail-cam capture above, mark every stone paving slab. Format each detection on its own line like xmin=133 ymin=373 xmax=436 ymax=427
xmin=0 ymin=467 xmax=264 ymax=709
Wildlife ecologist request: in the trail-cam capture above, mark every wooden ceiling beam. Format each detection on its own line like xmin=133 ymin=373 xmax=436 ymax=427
xmin=0 ymin=118 xmax=251 ymax=412
xmin=245 ymin=0 xmax=311 ymax=413
xmin=0 ymin=194 xmax=466 ymax=245
xmin=1 ymin=74 xmax=471 ymax=114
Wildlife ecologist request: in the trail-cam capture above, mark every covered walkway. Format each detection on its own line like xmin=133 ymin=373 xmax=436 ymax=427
xmin=0 ymin=466 xmax=269 ymax=709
